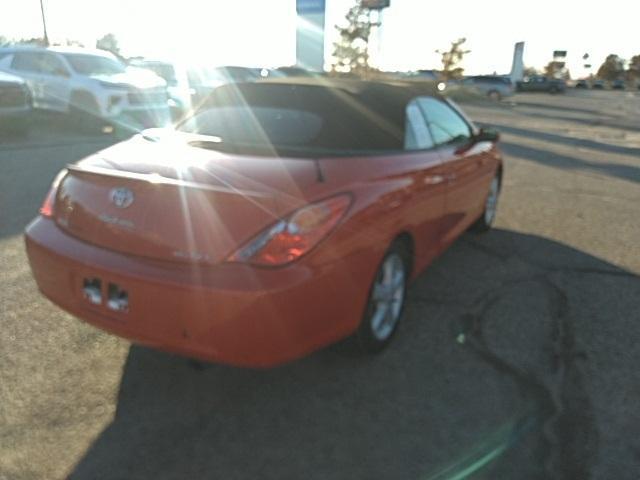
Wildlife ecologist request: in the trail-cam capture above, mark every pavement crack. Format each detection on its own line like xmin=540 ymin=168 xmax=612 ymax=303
xmin=454 ymin=272 xmax=599 ymax=479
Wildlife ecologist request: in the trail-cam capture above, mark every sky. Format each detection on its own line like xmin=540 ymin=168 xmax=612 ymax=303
xmin=1 ymin=0 xmax=638 ymax=77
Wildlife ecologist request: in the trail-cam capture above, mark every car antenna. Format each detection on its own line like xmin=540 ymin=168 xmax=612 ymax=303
xmin=314 ymin=158 xmax=325 ymax=183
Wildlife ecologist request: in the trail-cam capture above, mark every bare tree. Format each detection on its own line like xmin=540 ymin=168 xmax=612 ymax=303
xmin=331 ymin=1 xmax=377 ymax=76
xmin=96 ymin=33 xmax=120 ymax=56
xmin=544 ymin=61 xmax=570 ymax=79
xmin=436 ymin=38 xmax=470 ymax=81
xmin=596 ymin=54 xmax=625 ymax=81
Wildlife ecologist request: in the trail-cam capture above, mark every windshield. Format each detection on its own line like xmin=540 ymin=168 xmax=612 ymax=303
xmin=63 ymin=54 xmax=126 ymax=75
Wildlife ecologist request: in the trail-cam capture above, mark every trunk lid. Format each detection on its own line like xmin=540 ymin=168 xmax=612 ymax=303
xmin=54 ymin=135 xmax=319 ymax=265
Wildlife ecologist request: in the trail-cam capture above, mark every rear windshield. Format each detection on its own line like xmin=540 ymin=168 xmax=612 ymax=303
xmin=177 ymin=84 xmax=404 ymax=156
xmin=180 ymin=107 xmax=323 ymax=148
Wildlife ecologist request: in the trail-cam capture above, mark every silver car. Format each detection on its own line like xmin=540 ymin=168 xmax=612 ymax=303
xmin=461 ymin=75 xmax=515 ymax=100
xmin=0 ymin=46 xmax=170 ymax=129
xmin=0 ymin=70 xmax=32 ymax=134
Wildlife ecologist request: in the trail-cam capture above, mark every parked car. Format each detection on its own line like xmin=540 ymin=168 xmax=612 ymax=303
xmin=611 ymin=79 xmax=626 ymax=90
xmin=131 ymin=60 xmax=274 ymax=119
xmin=575 ymin=79 xmax=589 ymax=89
xmin=25 ymin=79 xmax=503 ymax=367
xmin=461 ymin=75 xmax=514 ymax=100
xmin=216 ymin=66 xmax=268 ymax=82
xmin=0 ymin=46 xmax=170 ymax=129
xmin=0 ymin=70 xmax=32 ymax=135
xmin=128 ymin=59 xmax=189 ymax=119
xmin=516 ymin=75 xmax=566 ymax=93
xmin=404 ymin=70 xmax=439 ymax=81
xmin=592 ymin=80 xmax=605 ymax=89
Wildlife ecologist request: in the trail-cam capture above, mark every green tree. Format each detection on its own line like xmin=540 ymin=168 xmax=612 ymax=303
xmin=332 ymin=1 xmax=377 ymax=76
xmin=544 ymin=61 xmax=571 ymax=79
xmin=523 ymin=66 xmax=539 ymax=77
xmin=96 ymin=33 xmax=120 ymax=56
xmin=435 ymin=38 xmax=470 ymax=80
xmin=62 ymin=38 xmax=85 ymax=47
xmin=627 ymin=55 xmax=640 ymax=81
xmin=12 ymin=37 xmax=47 ymax=46
xmin=596 ymin=54 xmax=625 ymax=81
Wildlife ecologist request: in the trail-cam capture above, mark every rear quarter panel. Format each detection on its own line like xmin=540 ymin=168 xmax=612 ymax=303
xmin=315 ymin=151 xmax=447 ymax=282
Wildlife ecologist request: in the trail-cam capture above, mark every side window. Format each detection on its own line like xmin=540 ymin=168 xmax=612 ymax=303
xmin=405 ymin=99 xmax=434 ymax=151
xmin=11 ymin=52 xmax=42 ymax=73
xmin=40 ymin=53 xmax=68 ymax=77
xmin=418 ymin=97 xmax=472 ymax=147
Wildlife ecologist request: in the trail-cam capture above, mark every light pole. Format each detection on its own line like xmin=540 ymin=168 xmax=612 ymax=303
xmin=39 ymin=0 xmax=49 ymax=46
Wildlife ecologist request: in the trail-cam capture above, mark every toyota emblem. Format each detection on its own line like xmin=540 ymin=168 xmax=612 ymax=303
xmin=109 ymin=187 xmax=134 ymax=209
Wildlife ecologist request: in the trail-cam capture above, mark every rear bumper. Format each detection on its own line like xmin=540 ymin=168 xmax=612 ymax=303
xmin=25 ymin=217 xmax=369 ymax=367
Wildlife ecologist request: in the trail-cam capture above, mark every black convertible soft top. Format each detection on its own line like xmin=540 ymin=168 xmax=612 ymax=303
xmin=201 ymin=78 xmax=443 ymax=152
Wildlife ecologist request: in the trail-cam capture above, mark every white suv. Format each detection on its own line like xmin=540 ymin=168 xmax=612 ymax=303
xmin=0 ymin=46 xmax=170 ymax=129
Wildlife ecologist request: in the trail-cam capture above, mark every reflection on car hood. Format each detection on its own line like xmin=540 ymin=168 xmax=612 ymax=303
xmin=91 ymin=68 xmax=166 ymax=90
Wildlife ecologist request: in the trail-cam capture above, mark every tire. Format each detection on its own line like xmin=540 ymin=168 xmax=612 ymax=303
xmin=488 ymin=90 xmax=502 ymax=101
xmin=355 ymin=242 xmax=410 ymax=353
xmin=471 ymin=174 xmax=501 ymax=233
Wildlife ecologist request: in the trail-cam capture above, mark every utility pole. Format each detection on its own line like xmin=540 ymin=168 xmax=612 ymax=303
xmin=39 ymin=0 xmax=50 ymax=46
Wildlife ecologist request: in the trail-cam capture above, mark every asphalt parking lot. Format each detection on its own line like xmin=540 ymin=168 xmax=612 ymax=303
xmin=1 ymin=90 xmax=639 ymax=479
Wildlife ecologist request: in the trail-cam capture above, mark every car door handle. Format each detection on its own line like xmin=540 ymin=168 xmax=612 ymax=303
xmin=424 ymin=174 xmax=446 ymax=185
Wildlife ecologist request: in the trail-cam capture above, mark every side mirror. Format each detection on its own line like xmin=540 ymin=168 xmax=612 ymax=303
xmin=476 ymin=128 xmax=500 ymax=143
xmin=54 ymin=67 xmax=70 ymax=78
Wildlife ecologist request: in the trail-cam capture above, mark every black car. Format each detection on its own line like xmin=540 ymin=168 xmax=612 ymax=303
xmin=0 ymin=70 xmax=32 ymax=135
xmin=575 ymin=79 xmax=589 ymax=89
xmin=612 ymin=79 xmax=626 ymax=90
xmin=516 ymin=75 xmax=566 ymax=93
xmin=592 ymin=80 xmax=605 ymax=90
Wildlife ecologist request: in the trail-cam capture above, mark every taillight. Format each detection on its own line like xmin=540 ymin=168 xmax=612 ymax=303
xmin=39 ymin=170 xmax=67 ymax=218
xmin=228 ymin=194 xmax=352 ymax=267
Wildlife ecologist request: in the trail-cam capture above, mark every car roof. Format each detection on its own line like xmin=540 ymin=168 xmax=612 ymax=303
xmin=255 ymin=76 xmax=443 ymax=99
xmin=204 ymin=77 xmax=446 ymax=150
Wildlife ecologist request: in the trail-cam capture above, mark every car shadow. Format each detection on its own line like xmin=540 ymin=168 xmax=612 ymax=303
xmin=500 ymin=142 xmax=640 ymax=184
xmin=482 ymin=123 xmax=640 ymax=158
xmin=506 ymin=100 xmax=604 ymax=117
xmin=68 ymin=229 xmax=639 ymax=480
xmin=512 ymin=110 xmax=640 ymax=134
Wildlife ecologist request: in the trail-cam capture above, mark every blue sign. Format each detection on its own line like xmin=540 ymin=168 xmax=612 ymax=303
xmin=296 ymin=0 xmax=326 ymax=15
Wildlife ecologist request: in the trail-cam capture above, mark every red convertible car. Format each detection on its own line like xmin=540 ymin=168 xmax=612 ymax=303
xmin=25 ymin=78 xmax=502 ymax=367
